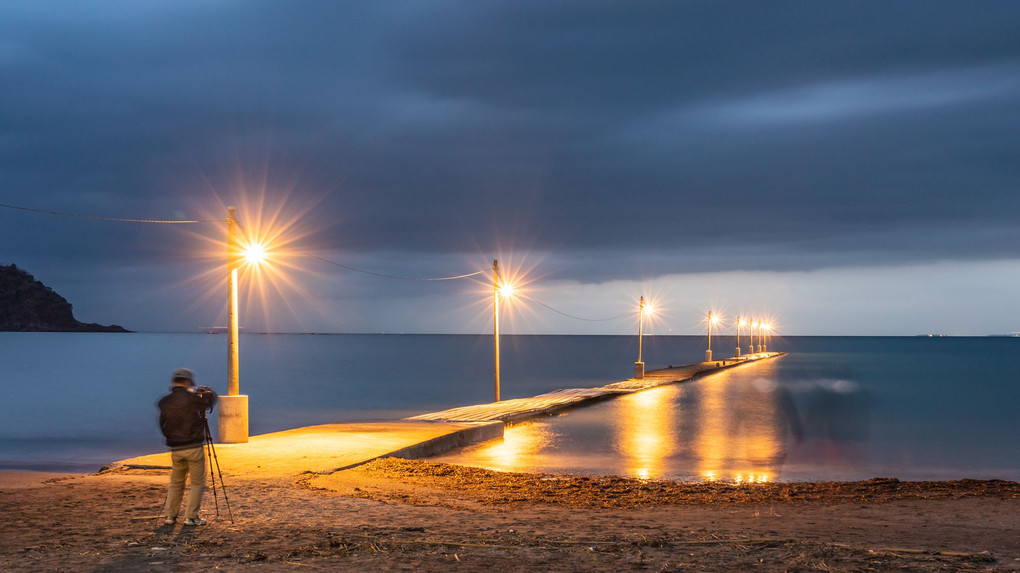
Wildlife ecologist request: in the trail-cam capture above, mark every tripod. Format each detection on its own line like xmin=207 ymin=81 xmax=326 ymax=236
xmin=201 ymin=412 xmax=234 ymax=524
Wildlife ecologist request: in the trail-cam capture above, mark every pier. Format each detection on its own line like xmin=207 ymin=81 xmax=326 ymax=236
xmin=408 ymin=353 xmax=782 ymax=424
xmin=108 ymin=353 xmax=783 ymax=477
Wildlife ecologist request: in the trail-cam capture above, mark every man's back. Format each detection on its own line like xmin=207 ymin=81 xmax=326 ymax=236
xmin=158 ymin=387 xmax=204 ymax=449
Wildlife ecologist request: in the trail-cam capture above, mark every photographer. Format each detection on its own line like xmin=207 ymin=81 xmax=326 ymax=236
xmin=157 ymin=368 xmax=217 ymax=526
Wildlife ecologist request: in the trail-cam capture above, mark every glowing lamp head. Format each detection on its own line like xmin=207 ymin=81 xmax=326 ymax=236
xmin=738 ymin=318 xmax=746 ymax=327
xmin=498 ymin=282 xmax=515 ymax=298
xmin=709 ymin=313 xmax=720 ymax=324
xmin=242 ymin=242 xmax=267 ymax=266
xmin=642 ymin=304 xmax=655 ymax=316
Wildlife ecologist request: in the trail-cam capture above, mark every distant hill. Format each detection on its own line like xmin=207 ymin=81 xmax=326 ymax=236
xmin=0 ymin=264 xmax=130 ymax=332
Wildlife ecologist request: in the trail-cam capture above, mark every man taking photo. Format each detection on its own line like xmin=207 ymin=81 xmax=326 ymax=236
xmin=158 ymin=367 xmax=217 ymax=526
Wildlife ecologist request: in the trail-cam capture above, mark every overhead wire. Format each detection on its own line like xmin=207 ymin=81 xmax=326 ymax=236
xmin=521 ymin=294 xmax=631 ymax=322
xmin=308 ymin=252 xmax=629 ymax=320
xmin=0 ymin=202 xmax=220 ymax=224
xmin=303 ymin=252 xmax=485 ymax=281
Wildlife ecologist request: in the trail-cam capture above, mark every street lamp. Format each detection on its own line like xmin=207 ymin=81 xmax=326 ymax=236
xmin=634 ymin=296 xmax=653 ymax=379
xmin=220 ymin=206 xmax=248 ymax=443
xmin=492 ymin=259 xmax=514 ymax=402
xmin=736 ymin=316 xmax=745 ymax=358
xmin=749 ymin=319 xmax=758 ymax=356
xmin=705 ymin=310 xmax=719 ymax=362
xmin=762 ymin=322 xmax=771 ymax=354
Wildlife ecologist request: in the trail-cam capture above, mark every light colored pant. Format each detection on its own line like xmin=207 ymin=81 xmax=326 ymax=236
xmin=163 ymin=446 xmax=207 ymax=520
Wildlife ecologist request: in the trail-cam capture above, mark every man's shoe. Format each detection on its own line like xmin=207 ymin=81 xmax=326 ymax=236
xmin=163 ymin=516 xmax=176 ymax=525
xmin=183 ymin=517 xmax=207 ymax=526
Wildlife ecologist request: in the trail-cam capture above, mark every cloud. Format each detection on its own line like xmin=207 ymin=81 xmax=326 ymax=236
xmin=1 ymin=1 xmax=1019 ymax=332
xmin=669 ymin=64 xmax=1020 ymax=128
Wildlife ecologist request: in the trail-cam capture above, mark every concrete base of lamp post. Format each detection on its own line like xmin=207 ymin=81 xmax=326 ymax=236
xmin=218 ymin=395 xmax=249 ymax=444
xmin=633 ymin=361 xmax=645 ymax=379
xmin=735 ymin=347 xmax=741 ymax=357
xmin=705 ymin=349 xmax=712 ymax=362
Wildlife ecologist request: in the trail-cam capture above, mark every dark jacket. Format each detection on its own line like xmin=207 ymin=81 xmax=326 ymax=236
xmin=158 ymin=386 xmax=215 ymax=450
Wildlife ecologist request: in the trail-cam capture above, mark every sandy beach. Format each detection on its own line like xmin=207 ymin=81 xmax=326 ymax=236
xmin=2 ymin=459 xmax=1018 ymax=572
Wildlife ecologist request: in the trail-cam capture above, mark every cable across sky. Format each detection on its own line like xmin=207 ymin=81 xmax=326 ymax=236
xmin=303 ymin=252 xmax=485 ymax=281
xmin=0 ymin=202 xmax=220 ymax=224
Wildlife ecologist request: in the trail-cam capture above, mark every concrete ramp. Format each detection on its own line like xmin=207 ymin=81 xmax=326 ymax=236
xmin=106 ymin=421 xmax=502 ymax=478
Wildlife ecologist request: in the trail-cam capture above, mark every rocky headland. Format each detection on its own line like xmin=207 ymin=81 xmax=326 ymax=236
xmin=0 ymin=264 xmax=130 ymax=332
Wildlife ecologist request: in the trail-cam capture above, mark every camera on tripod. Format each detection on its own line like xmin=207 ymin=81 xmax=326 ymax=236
xmin=194 ymin=385 xmax=217 ymax=413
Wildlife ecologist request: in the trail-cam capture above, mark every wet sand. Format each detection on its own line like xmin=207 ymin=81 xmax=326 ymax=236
xmin=2 ymin=459 xmax=1019 ymax=571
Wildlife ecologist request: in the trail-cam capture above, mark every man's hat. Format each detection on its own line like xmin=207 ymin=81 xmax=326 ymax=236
xmin=171 ymin=368 xmax=195 ymax=385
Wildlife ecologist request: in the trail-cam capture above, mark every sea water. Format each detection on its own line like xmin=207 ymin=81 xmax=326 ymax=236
xmin=1 ymin=333 xmax=1017 ymax=481
xmin=435 ymin=336 xmax=1020 ymax=481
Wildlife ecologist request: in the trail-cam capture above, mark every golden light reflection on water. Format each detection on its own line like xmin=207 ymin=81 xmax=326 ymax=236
xmin=614 ymin=386 xmax=676 ymax=479
xmin=692 ymin=369 xmax=787 ymax=482
xmin=455 ymin=421 xmax=550 ymax=473
xmin=694 ymin=374 xmax=728 ymax=481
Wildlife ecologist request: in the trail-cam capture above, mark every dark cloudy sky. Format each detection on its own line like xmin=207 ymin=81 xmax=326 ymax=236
xmin=2 ymin=1 xmax=1019 ymax=335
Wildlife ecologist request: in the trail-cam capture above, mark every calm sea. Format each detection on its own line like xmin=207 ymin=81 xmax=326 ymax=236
xmin=1 ymin=333 xmax=1017 ymax=481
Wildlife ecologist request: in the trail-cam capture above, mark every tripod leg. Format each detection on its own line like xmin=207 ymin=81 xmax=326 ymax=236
xmin=154 ymin=488 xmax=171 ymax=529
xmin=204 ymin=417 xmax=234 ymax=524
xmin=203 ymin=420 xmax=221 ymax=520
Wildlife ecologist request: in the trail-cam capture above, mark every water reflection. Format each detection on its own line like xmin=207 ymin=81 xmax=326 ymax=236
xmin=613 ymin=386 xmax=676 ymax=479
xmin=692 ymin=371 xmax=729 ymax=480
xmin=448 ymin=420 xmax=551 ymax=473
xmin=433 ymin=358 xmax=885 ymax=482
xmin=685 ymin=369 xmax=802 ymax=482
xmin=799 ymin=378 xmax=872 ymax=467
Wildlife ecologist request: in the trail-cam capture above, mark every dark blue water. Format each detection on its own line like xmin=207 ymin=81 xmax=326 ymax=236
xmin=0 ymin=332 xmax=689 ymax=472
xmin=1 ymin=333 xmax=1017 ymax=481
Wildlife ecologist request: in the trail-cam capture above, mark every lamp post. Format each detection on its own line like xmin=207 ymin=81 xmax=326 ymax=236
xmin=749 ymin=320 xmax=757 ymax=356
xmin=219 ymin=206 xmax=248 ymax=443
xmin=491 ymin=260 xmax=516 ymax=402
xmin=634 ymin=296 xmax=650 ymax=379
xmin=735 ymin=316 xmax=744 ymax=358
xmin=705 ymin=310 xmax=718 ymax=362
xmin=492 ymin=260 xmax=501 ymax=402
xmin=762 ymin=323 xmax=771 ymax=354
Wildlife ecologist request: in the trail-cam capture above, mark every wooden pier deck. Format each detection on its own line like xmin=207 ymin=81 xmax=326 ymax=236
xmin=407 ymin=352 xmax=783 ymax=424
